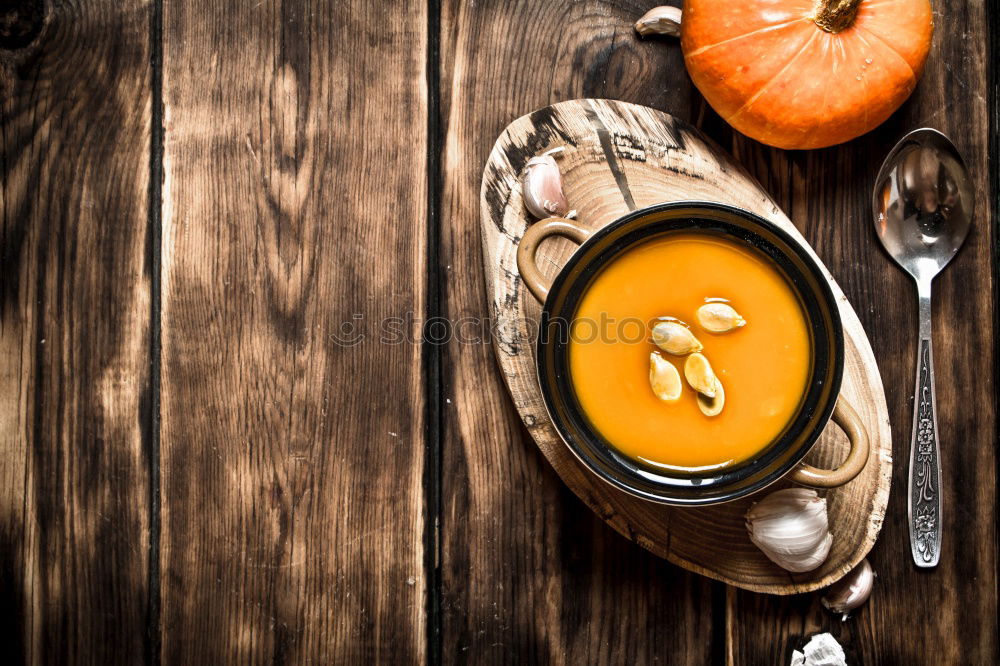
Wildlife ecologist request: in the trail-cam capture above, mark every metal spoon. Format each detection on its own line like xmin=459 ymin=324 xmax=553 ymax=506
xmin=873 ymin=128 xmax=974 ymax=568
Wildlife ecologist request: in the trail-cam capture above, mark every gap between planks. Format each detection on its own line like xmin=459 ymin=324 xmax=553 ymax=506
xmin=422 ymin=0 xmax=444 ymax=662
xmin=145 ymin=0 xmax=164 ymax=663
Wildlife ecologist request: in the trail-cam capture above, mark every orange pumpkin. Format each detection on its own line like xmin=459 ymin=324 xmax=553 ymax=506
xmin=680 ymin=0 xmax=934 ymax=149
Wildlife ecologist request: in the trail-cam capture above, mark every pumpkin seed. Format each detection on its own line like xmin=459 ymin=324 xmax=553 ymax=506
xmin=649 ymin=352 xmax=682 ymax=402
xmin=697 ymin=378 xmax=725 ymax=417
xmin=684 ymin=352 xmax=717 ymax=398
xmin=651 ymin=320 xmax=703 ymax=355
xmin=696 ymin=302 xmax=747 ymax=333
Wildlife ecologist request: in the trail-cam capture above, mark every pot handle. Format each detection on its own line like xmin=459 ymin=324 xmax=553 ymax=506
xmin=789 ymin=399 xmax=870 ymax=488
xmin=516 ymin=217 xmax=593 ymax=303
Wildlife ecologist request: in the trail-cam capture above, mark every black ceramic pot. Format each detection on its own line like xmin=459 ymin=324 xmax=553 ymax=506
xmin=516 ymin=201 xmax=869 ymax=506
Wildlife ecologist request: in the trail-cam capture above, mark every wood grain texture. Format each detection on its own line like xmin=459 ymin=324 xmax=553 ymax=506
xmin=720 ymin=0 xmax=998 ymax=663
xmin=0 ymin=1 xmax=152 ymax=663
xmin=159 ymin=0 xmax=427 ymax=661
xmin=0 ymin=0 xmax=993 ymax=662
xmin=479 ymin=98 xmax=892 ymax=594
xmin=439 ymin=2 xmax=716 ymax=663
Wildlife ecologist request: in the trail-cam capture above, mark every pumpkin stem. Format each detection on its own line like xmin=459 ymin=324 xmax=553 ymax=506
xmin=813 ymin=0 xmax=863 ymax=33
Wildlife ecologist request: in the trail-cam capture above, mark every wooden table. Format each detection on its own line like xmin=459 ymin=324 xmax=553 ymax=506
xmin=1 ymin=1 xmax=996 ymax=663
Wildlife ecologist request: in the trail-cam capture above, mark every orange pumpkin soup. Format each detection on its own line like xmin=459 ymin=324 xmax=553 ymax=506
xmin=569 ymin=233 xmax=811 ymax=471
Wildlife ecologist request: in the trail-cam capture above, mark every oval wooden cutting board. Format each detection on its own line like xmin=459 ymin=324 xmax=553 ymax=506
xmin=479 ymin=99 xmax=892 ymax=594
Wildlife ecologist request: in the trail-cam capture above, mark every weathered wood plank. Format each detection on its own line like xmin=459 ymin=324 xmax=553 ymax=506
xmin=439 ymin=1 xmax=716 ymax=662
xmin=0 ymin=1 xmax=153 ymax=663
xmin=159 ymin=0 xmax=428 ymax=661
xmin=723 ymin=0 xmax=998 ymax=662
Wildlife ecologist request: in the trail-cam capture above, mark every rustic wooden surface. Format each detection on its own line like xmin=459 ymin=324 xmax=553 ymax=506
xmin=0 ymin=1 xmax=153 ymax=663
xmin=158 ymin=0 xmax=429 ymax=662
xmin=0 ymin=0 xmax=995 ymax=663
xmin=479 ymin=98 xmax=893 ymax=594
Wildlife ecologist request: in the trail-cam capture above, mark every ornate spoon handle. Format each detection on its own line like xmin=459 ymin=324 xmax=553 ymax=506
xmin=909 ymin=282 xmax=941 ymax=567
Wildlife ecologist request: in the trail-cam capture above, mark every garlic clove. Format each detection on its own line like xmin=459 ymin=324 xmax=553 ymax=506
xmin=522 ymin=150 xmax=569 ymax=220
xmin=784 ymin=532 xmax=832 ymax=573
xmin=634 ymin=6 xmax=682 ymax=37
xmin=649 ymin=352 xmax=683 ymax=402
xmin=822 ymin=558 xmax=874 ymax=620
xmin=684 ymin=353 xmax=717 ymax=398
xmin=746 ymin=488 xmax=833 ymax=573
xmin=696 ymin=302 xmax=747 ymax=332
xmin=651 ymin=320 xmax=703 ymax=355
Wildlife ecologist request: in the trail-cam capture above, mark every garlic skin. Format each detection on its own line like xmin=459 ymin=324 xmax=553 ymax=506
xmin=746 ymin=488 xmax=833 ymax=573
xmin=790 ymin=633 xmax=847 ymax=666
xmin=822 ymin=558 xmax=874 ymax=620
xmin=522 ymin=149 xmax=569 ymax=220
xmin=634 ymin=6 xmax=682 ymax=37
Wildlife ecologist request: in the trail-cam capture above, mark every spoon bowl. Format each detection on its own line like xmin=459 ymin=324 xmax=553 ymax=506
xmin=874 ymin=128 xmax=974 ymax=283
xmin=872 ymin=128 xmax=974 ymax=568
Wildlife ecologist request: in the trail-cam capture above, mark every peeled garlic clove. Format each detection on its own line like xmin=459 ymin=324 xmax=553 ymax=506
xmin=651 ymin=320 xmax=703 ymax=355
xmin=684 ymin=353 xmax=717 ymax=398
xmin=522 ymin=151 xmax=569 ymax=220
xmin=634 ymin=6 xmax=682 ymax=37
xmin=649 ymin=352 xmax=682 ymax=402
xmin=822 ymin=559 xmax=874 ymax=620
xmin=697 ymin=302 xmax=747 ymax=333
xmin=746 ymin=488 xmax=833 ymax=573
xmin=697 ymin=378 xmax=724 ymax=416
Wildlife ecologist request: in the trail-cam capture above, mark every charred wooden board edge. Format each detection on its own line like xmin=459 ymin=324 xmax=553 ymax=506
xmin=478 ymin=98 xmax=893 ymax=594
xmin=584 ymin=99 xmax=637 ymax=212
